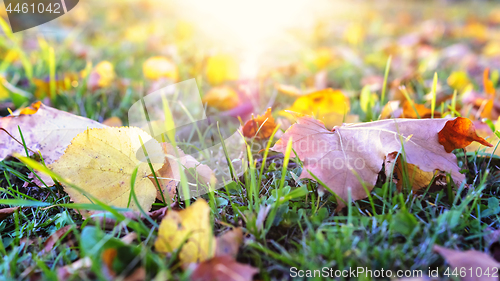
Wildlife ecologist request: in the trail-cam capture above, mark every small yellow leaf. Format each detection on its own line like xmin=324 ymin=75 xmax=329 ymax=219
xmin=312 ymin=47 xmax=333 ymax=69
xmin=143 ymin=56 xmax=178 ymax=81
xmin=155 ymin=199 xmax=215 ymax=266
xmin=88 ymin=61 xmax=115 ymax=90
xmin=283 ymin=88 xmax=350 ymax=128
xmin=205 ymin=54 xmax=239 ymax=85
xmin=447 ymin=71 xmax=470 ymax=91
xmin=202 ymin=86 xmax=240 ymax=111
xmin=49 ymin=127 xmax=164 ymax=211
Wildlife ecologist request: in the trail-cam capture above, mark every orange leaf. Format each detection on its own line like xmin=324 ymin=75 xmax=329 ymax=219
xmin=481 ymin=68 xmax=496 ymax=119
xmin=401 ymin=100 xmax=441 ymax=119
xmin=242 ymin=108 xmax=277 ymax=139
xmin=438 ymin=117 xmax=492 ymax=153
xmin=18 ymin=101 xmax=42 ymax=115
xmin=484 ymin=68 xmax=496 ymax=96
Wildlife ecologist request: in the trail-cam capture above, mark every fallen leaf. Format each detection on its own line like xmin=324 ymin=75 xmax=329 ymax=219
xmin=283 ymin=88 xmax=350 ymax=129
xmin=380 ymin=101 xmax=402 ymax=119
xmin=32 ymin=73 xmax=79 ymax=99
xmin=190 ymin=255 xmax=258 ymax=281
xmin=18 ymin=100 xmax=42 ymax=115
xmin=272 ymin=113 xmax=489 ymax=210
xmin=311 ymin=47 xmax=333 ymax=69
xmin=88 ymin=61 xmax=116 ymax=90
xmin=0 ymin=102 xmax=105 ymax=164
xmin=57 ymin=257 xmax=92 ymax=281
xmin=0 ymin=207 xmax=18 ymax=220
xmin=49 ymin=127 xmax=164 ymax=211
xmin=386 ymin=151 xmax=446 ymax=192
xmin=205 ymin=54 xmax=239 ymax=85
xmin=401 ymin=100 xmax=441 ymax=119
xmin=155 ymin=199 xmax=215 ymax=266
xmin=123 ymin=267 xmax=146 ymax=281
xmin=42 ymin=225 xmax=75 ymax=253
xmin=102 ymin=248 xmax=118 ymax=277
xmin=183 ymin=155 xmax=217 ymax=189
xmin=215 ymin=228 xmax=243 ymax=258
xmin=202 ymin=86 xmax=240 ymax=111
xmin=433 ymin=245 xmax=500 ymax=281
xmin=102 ymin=116 xmax=123 ymax=127
xmin=447 ymin=71 xmax=471 ymax=91
xmin=242 ymin=108 xmax=277 ymax=139
xmin=143 ymin=56 xmax=178 ymax=81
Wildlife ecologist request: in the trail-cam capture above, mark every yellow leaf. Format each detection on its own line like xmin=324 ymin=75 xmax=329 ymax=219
xmin=49 ymin=127 xmax=164 ymax=211
xmin=205 ymin=54 xmax=239 ymax=85
xmin=483 ymin=41 xmax=500 ymax=57
xmin=155 ymin=199 xmax=215 ymax=266
xmin=143 ymin=56 xmax=178 ymax=81
xmin=283 ymin=88 xmax=349 ymax=128
xmin=447 ymin=71 xmax=470 ymax=91
xmin=202 ymin=86 xmax=240 ymax=111
xmin=88 ymin=61 xmax=115 ymax=90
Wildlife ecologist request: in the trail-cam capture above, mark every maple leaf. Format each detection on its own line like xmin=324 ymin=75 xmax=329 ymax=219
xmin=155 ymin=199 xmax=215 ymax=266
xmin=272 ymin=113 xmax=491 ymax=210
xmin=49 ymin=127 xmax=164 ymax=211
xmin=0 ymin=102 xmax=105 ymax=164
xmin=242 ymin=108 xmax=277 ymax=139
xmin=433 ymin=245 xmax=500 ymax=281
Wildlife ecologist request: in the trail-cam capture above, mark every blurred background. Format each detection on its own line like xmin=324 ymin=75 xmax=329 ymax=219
xmin=0 ymin=0 xmax=499 ymax=126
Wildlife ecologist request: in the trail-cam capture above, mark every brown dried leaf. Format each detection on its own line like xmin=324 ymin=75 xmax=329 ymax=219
xmin=433 ymin=245 xmax=500 ymax=281
xmin=190 ymin=255 xmax=258 ymax=281
xmin=42 ymin=225 xmax=75 ymax=253
xmin=215 ymin=228 xmax=243 ymax=258
xmin=0 ymin=207 xmax=18 ymax=220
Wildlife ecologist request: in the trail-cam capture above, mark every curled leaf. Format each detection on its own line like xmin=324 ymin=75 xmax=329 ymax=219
xmin=438 ymin=117 xmax=492 ymax=152
xmin=242 ymin=108 xmax=277 ymax=139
